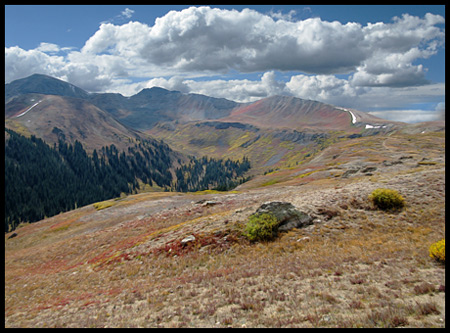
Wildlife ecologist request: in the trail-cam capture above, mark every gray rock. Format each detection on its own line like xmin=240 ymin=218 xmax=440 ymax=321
xmin=361 ymin=166 xmax=377 ymax=173
xmin=181 ymin=235 xmax=196 ymax=245
xmin=203 ymin=200 xmax=220 ymax=207
xmin=254 ymin=201 xmax=313 ymax=232
xmin=7 ymin=232 xmax=18 ymax=239
xmin=342 ymin=168 xmax=359 ymax=178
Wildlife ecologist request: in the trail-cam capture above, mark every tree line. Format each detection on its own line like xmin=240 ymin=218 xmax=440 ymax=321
xmin=5 ymin=129 xmax=250 ymax=232
xmin=174 ymin=156 xmax=251 ymax=192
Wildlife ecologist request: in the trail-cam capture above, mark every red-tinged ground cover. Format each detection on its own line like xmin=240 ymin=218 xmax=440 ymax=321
xmin=5 ymin=132 xmax=445 ymax=328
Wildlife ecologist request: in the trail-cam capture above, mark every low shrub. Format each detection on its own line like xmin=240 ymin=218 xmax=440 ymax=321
xmin=243 ymin=213 xmax=279 ymax=242
xmin=369 ymin=188 xmax=405 ymax=211
xmin=429 ymin=239 xmax=445 ymax=263
xmin=93 ymin=200 xmax=116 ymax=211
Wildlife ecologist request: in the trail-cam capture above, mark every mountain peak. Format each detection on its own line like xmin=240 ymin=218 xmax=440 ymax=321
xmin=5 ymin=73 xmax=89 ymax=101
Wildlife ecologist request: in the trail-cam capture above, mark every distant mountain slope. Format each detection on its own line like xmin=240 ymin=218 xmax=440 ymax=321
xmin=5 ymin=74 xmax=90 ymax=102
xmin=5 ymin=74 xmax=241 ymax=131
xmin=5 ymin=93 xmax=145 ymax=153
xmin=89 ymin=87 xmax=240 ymax=130
xmin=5 ymin=74 xmax=400 ymax=134
xmin=221 ymin=95 xmax=396 ymax=131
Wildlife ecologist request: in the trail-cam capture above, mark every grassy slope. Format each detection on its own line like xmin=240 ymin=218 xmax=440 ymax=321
xmin=148 ymin=123 xmax=344 ymax=175
xmin=5 ymin=131 xmax=445 ymax=328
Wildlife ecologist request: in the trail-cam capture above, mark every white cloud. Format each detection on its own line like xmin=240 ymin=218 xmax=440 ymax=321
xmin=133 ymin=7 xmax=368 ymax=75
xmin=285 ymin=74 xmax=367 ymax=106
xmin=100 ymin=7 xmax=135 ymax=25
xmin=5 ymin=46 xmax=66 ymax=83
xmin=351 ymin=13 xmax=445 ymax=87
xmin=368 ymin=109 xmax=443 ymax=123
xmin=77 ymin=7 xmax=443 ymax=84
xmin=5 ymin=6 xmax=445 ymax=112
xmin=36 ymin=42 xmax=61 ymax=53
xmin=121 ymin=8 xmax=134 ymax=19
xmin=269 ymin=9 xmax=298 ymax=22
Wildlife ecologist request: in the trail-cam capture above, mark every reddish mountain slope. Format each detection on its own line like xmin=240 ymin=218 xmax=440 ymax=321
xmin=222 ymin=95 xmax=397 ymax=131
xmin=5 ymin=94 xmax=145 ymax=153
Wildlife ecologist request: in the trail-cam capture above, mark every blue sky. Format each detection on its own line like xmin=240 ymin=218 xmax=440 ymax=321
xmin=5 ymin=5 xmax=445 ymax=123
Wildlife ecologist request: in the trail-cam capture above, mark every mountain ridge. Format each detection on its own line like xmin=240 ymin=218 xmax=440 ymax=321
xmin=4 ymin=73 xmax=412 ymax=175
xmin=5 ymin=74 xmax=400 ymax=133
xmin=5 ymin=93 xmax=145 ymax=153
xmin=5 ymin=74 xmax=90 ymax=102
xmin=6 ymin=74 xmax=241 ymax=131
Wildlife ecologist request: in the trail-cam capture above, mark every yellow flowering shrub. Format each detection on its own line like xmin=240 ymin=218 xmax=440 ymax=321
xmin=369 ymin=188 xmax=405 ymax=211
xmin=93 ymin=200 xmax=116 ymax=211
xmin=244 ymin=213 xmax=279 ymax=242
xmin=429 ymin=239 xmax=445 ymax=263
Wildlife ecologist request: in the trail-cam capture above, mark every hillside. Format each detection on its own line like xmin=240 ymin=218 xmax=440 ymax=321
xmin=4 ymin=75 xmax=256 ymax=231
xmin=220 ymin=95 xmax=397 ymax=131
xmin=149 ymin=121 xmax=335 ymax=175
xmin=5 ymin=74 xmax=398 ymax=134
xmin=5 ymin=129 xmax=445 ymax=328
xmin=5 ymin=73 xmax=402 ymax=176
xmin=5 ymin=128 xmax=252 ymax=232
xmin=5 ymin=74 xmax=241 ymax=131
xmin=112 ymin=88 xmax=239 ymax=130
xmin=5 ymin=93 xmax=146 ymax=153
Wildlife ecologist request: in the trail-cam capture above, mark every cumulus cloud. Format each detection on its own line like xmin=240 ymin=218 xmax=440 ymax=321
xmin=5 ymin=6 xmax=445 ymax=109
xmin=75 ymin=7 xmax=443 ymax=83
xmin=268 ymin=9 xmax=298 ymax=22
xmin=36 ymin=42 xmax=61 ymax=54
xmin=133 ymin=7 xmax=369 ymax=75
xmin=5 ymin=46 xmax=66 ymax=83
xmin=350 ymin=13 xmax=445 ymax=87
xmin=183 ymin=71 xmax=291 ymax=102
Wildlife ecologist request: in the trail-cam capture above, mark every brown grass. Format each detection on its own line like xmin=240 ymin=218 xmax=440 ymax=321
xmin=5 ymin=132 xmax=445 ymax=328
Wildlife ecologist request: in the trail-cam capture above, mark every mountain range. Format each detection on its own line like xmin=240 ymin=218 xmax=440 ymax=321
xmin=5 ymin=74 xmax=402 ymax=160
xmin=6 ymin=73 xmax=445 ymax=175
xmin=8 ymin=73 xmax=441 ymax=188
xmin=5 ymin=73 xmax=395 ymax=133
xmin=5 ymin=74 xmax=445 ymax=328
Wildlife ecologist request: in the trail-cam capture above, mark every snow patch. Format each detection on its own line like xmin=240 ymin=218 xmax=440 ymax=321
xmin=365 ymin=124 xmax=387 ymax=129
xmin=337 ymin=107 xmax=357 ymax=124
xmin=15 ymin=100 xmax=42 ymax=118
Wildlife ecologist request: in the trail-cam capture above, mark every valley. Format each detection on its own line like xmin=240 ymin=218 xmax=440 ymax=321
xmin=4 ymin=74 xmax=445 ymax=328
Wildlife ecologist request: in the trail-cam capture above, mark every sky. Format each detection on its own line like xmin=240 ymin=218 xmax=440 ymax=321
xmin=5 ymin=5 xmax=446 ymax=123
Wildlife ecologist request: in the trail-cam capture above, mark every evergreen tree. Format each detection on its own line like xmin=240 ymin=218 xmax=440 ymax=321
xmin=5 ymin=129 xmax=251 ymax=232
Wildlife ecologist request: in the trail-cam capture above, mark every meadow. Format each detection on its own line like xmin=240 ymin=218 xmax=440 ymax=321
xmin=5 ymin=131 xmax=445 ymax=327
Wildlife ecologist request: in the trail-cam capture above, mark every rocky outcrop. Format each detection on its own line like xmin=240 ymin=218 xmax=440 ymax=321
xmin=253 ymin=201 xmax=313 ymax=232
xmin=273 ymin=129 xmax=328 ymax=144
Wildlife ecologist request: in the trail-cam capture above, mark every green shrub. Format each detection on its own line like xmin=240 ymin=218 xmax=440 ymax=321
xmin=429 ymin=239 xmax=445 ymax=263
xmin=244 ymin=213 xmax=279 ymax=242
xmin=93 ymin=200 xmax=116 ymax=211
xmin=369 ymin=188 xmax=405 ymax=211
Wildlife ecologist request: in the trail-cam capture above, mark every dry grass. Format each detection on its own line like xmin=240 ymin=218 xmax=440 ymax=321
xmin=5 ymin=132 xmax=445 ymax=328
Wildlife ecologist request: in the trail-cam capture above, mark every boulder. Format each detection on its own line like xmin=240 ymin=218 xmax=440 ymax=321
xmin=361 ymin=166 xmax=377 ymax=173
xmin=342 ymin=168 xmax=359 ymax=178
xmin=7 ymin=232 xmax=18 ymax=239
xmin=181 ymin=235 xmax=196 ymax=245
xmin=254 ymin=202 xmax=313 ymax=232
